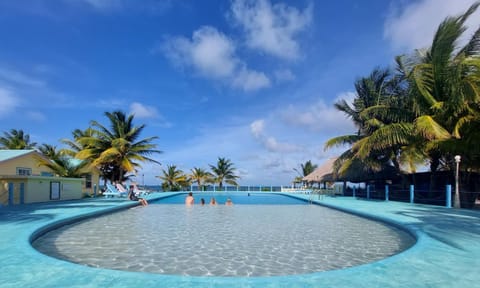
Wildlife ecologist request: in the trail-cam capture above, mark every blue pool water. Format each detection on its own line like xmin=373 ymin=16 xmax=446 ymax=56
xmin=154 ymin=192 xmax=308 ymax=205
xmin=33 ymin=193 xmax=415 ymax=277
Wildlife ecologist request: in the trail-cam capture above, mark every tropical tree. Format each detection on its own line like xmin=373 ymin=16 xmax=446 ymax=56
xmin=190 ymin=167 xmax=213 ymax=191
xmin=209 ymin=157 xmax=239 ymax=189
xmin=75 ymin=111 xmax=162 ymax=184
xmin=325 ymin=68 xmax=407 ymax=178
xmin=35 ymin=145 xmax=88 ymax=178
xmin=0 ymin=129 xmax=37 ymax=149
xmin=156 ymin=165 xmax=189 ymax=191
xmin=293 ymin=160 xmax=318 ymax=187
xmin=403 ymin=2 xmax=480 ymax=173
xmin=298 ymin=160 xmax=317 ymax=176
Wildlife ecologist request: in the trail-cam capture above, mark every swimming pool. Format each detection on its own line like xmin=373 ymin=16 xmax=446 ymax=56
xmin=33 ymin=193 xmax=415 ymax=277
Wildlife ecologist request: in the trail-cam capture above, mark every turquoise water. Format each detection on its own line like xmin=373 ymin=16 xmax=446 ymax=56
xmin=33 ymin=193 xmax=414 ymax=277
xmin=154 ymin=192 xmax=308 ymax=205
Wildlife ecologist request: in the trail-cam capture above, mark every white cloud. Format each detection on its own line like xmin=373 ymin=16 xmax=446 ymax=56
xmin=250 ymin=118 xmax=301 ymax=153
xmin=230 ymin=0 xmax=312 ymax=60
xmin=163 ymin=26 xmax=270 ymax=91
xmin=0 ymin=87 xmax=19 ymax=118
xmin=130 ymin=102 xmax=159 ymax=118
xmin=250 ymin=119 xmax=265 ymax=137
xmin=280 ymin=95 xmax=355 ymax=134
xmin=384 ymin=0 xmax=480 ymax=52
xmin=232 ymin=67 xmax=270 ymax=91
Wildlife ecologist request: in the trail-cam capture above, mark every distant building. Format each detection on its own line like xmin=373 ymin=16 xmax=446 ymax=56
xmin=0 ymin=150 xmax=100 ymax=205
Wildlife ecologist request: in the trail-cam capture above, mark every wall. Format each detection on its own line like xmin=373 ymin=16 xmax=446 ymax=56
xmin=0 ymin=153 xmax=52 ymax=176
xmin=0 ymin=176 xmax=83 ymax=205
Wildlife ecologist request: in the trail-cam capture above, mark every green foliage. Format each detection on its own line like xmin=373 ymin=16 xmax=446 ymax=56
xmin=0 ymin=129 xmax=37 ymax=150
xmin=209 ymin=157 xmax=239 ymax=188
xmin=157 ymin=165 xmax=189 ymax=191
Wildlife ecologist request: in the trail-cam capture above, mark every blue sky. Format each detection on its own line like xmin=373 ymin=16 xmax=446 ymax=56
xmin=0 ymin=0 xmax=479 ymax=186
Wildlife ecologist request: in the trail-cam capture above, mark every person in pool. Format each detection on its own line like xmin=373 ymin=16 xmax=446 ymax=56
xmin=225 ymin=198 xmax=233 ymax=206
xmin=185 ymin=192 xmax=194 ymax=205
xmin=200 ymin=198 xmax=205 ymax=205
xmin=128 ymin=185 xmax=148 ymax=206
xmin=209 ymin=197 xmax=217 ymax=205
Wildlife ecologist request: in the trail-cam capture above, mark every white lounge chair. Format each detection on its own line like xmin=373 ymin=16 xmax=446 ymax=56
xmin=104 ymin=183 xmax=128 ymax=198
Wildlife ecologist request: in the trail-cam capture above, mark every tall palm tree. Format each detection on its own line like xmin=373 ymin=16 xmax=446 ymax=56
xmin=404 ymin=2 xmax=480 ymax=173
xmin=325 ymin=68 xmax=404 ymax=177
xmin=0 ymin=129 xmax=37 ymax=149
xmin=75 ymin=111 xmax=162 ymax=183
xmin=156 ymin=165 xmax=189 ymax=191
xmin=190 ymin=167 xmax=213 ymax=191
xmin=209 ymin=157 xmax=239 ymax=189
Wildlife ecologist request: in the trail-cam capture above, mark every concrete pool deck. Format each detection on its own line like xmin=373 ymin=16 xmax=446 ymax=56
xmin=0 ymin=193 xmax=479 ymax=288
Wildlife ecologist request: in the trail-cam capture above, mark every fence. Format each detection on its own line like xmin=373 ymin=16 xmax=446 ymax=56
xmin=344 ymin=184 xmax=479 ymax=208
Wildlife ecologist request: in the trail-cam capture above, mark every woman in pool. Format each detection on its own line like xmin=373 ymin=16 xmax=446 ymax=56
xmin=128 ymin=185 xmax=148 ymax=206
xmin=209 ymin=197 xmax=217 ymax=205
xmin=225 ymin=198 xmax=233 ymax=206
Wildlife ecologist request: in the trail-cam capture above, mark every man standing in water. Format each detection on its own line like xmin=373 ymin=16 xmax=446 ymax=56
xmin=185 ymin=192 xmax=194 ymax=205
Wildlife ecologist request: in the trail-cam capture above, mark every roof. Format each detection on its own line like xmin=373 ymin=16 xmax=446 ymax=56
xmin=0 ymin=149 xmax=37 ymax=163
xmin=303 ymin=157 xmax=338 ymax=182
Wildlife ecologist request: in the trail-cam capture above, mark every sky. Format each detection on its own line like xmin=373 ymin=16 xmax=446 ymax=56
xmin=0 ymin=0 xmax=479 ymax=186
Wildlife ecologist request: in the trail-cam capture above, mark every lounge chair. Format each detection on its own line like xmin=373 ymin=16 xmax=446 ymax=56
xmin=104 ymin=183 xmax=128 ymax=198
xmin=131 ymin=182 xmax=149 ymax=196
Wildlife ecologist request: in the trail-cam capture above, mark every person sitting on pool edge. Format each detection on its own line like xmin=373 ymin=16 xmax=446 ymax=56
xmin=128 ymin=185 xmax=148 ymax=206
xmin=209 ymin=197 xmax=217 ymax=205
xmin=185 ymin=192 xmax=194 ymax=205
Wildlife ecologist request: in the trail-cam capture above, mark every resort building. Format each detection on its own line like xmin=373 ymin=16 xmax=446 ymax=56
xmin=0 ymin=149 xmax=100 ymax=205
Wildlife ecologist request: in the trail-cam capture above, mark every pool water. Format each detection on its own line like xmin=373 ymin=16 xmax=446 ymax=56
xmin=33 ymin=193 xmax=415 ymax=277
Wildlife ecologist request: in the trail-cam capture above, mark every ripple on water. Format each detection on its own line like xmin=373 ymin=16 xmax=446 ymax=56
xmin=33 ymin=204 xmax=415 ymax=277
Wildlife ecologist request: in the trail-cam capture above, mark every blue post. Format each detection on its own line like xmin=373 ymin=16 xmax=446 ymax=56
xmin=8 ymin=183 xmax=14 ymax=205
xmin=190 ymin=184 xmax=193 ymax=192
xmin=237 ymin=186 xmax=239 ymax=192
xmin=367 ymin=185 xmax=370 ymax=199
xmin=19 ymin=183 xmax=25 ymax=204
xmin=93 ymin=184 xmax=97 ymax=197
xmin=385 ymin=185 xmax=389 ymax=201
xmin=410 ymin=185 xmax=414 ymax=204
xmin=353 ymin=186 xmax=356 ymax=198
xmin=270 ymin=185 xmax=273 ymax=192
xmin=213 ymin=185 xmax=216 ymax=192
xmin=446 ymin=185 xmax=452 ymax=208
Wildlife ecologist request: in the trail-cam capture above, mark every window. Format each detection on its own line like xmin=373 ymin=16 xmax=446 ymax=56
xmin=84 ymin=174 xmax=92 ymax=188
xmin=16 ymin=168 xmax=32 ymax=176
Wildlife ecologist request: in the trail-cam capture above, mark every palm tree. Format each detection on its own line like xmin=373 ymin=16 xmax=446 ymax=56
xmin=35 ymin=145 xmax=88 ymax=178
xmin=156 ymin=165 xmax=189 ymax=191
xmin=75 ymin=111 xmax=162 ymax=183
xmin=0 ymin=129 xmax=37 ymax=149
xmin=293 ymin=160 xmax=317 ymax=187
xmin=38 ymin=144 xmax=58 ymax=159
xmin=190 ymin=167 xmax=213 ymax=191
xmin=325 ymin=68 xmax=404 ymax=178
xmin=209 ymin=157 xmax=239 ymax=189
xmin=403 ymin=3 xmax=480 ymax=207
